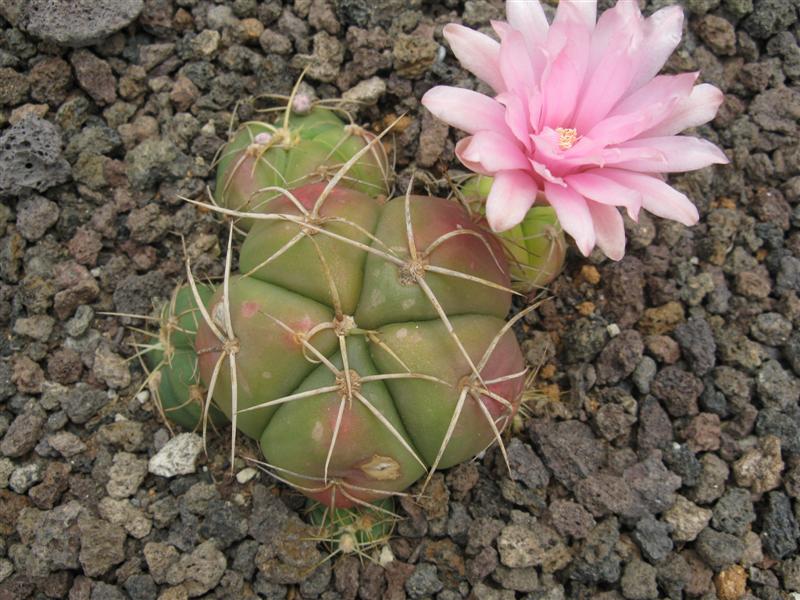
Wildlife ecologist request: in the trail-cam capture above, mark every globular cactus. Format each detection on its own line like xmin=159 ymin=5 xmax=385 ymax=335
xmin=142 ymin=284 xmax=228 ymax=432
xmin=460 ymin=175 xmax=567 ymax=294
xmin=189 ymin=182 xmax=526 ymax=508
xmin=214 ymin=99 xmax=391 ymax=230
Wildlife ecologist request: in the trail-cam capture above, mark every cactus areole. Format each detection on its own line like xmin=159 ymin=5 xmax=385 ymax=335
xmin=150 ymin=110 xmax=528 ymax=509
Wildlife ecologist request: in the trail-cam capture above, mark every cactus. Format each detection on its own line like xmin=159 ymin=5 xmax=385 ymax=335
xmin=143 ymin=103 xmax=529 ymax=509
xmin=460 ymin=175 xmax=567 ymax=293
xmin=141 ymin=284 xmax=228 ymax=432
xmin=214 ymin=97 xmax=391 ymax=230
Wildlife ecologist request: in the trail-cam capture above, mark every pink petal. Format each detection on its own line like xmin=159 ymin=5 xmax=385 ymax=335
xmin=485 ymin=170 xmax=538 ymax=232
xmin=497 ymin=91 xmax=532 ymax=151
xmin=421 ymin=86 xmax=512 ymax=136
xmin=506 ymin=0 xmax=549 ymax=49
xmin=554 ymin=0 xmax=597 ymax=31
xmin=491 ymin=19 xmax=514 ymax=40
xmin=443 ymin=24 xmax=506 ymax=93
xmin=572 ymin=38 xmax=637 ymax=132
xmin=629 ymin=6 xmax=684 ymax=92
xmin=611 ymin=136 xmax=729 ymax=172
xmin=565 ymin=171 xmax=641 ymax=220
xmin=587 ymin=201 xmax=626 ymax=261
xmin=609 ymin=72 xmax=697 ymax=119
xmin=539 ymin=30 xmax=589 ymax=128
xmin=499 ymin=30 xmax=538 ymax=97
xmin=544 ymin=181 xmax=596 ymax=256
xmin=639 ymin=83 xmax=725 ymax=137
xmin=587 ymin=0 xmax=642 ymax=73
xmin=455 ymin=137 xmax=490 ymax=176
xmin=584 ymin=102 xmax=678 ymax=148
xmin=600 ymin=170 xmax=699 ymax=226
xmin=457 ymin=131 xmax=530 ymax=174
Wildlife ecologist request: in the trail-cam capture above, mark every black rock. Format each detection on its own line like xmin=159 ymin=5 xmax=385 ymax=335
xmin=711 ymin=487 xmax=756 ymax=536
xmin=632 ymin=515 xmax=673 ymax=563
xmin=761 ymin=491 xmax=799 ymax=560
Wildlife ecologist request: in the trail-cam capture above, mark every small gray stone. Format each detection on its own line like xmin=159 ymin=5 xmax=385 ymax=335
xmin=695 ymin=527 xmax=744 ymax=570
xmin=0 ymin=0 xmax=144 ymax=48
xmin=621 ymin=559 xmax=658 ymax=600
xmin=674 ymin=318 xmax=716 ymax=376
xmin=0 ymin=117 xmax=71 ymax=198
xmin=506 ymin=438 xmax=549 ymax=489
xmin=404 ymin=563 xmax=443 ymax=599
xmin=632 ymin=515 xmax=673 ymax=563
xmin=756 ymin=359 xmax=800 ymax=410
xmin=9 ymin=462 xmax=42 ymax=493
xmin=107 ymin=451 xmax=148 ymax=498
xmin=165 ymin=540 xmax=227 ymax=597
xmin=148 ymin=433 xmax=203 ymax=478
xmin=1 ymin=411 xmax=45 ymax=457
xmin=15 ymin=196 xmax=59 ymax=242
xmin=712 ymin=487 xmax=756 ymax=536
xmin=78 ymin=514 xmax=127 ymax=577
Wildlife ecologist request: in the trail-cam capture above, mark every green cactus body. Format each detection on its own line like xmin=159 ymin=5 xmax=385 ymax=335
xmin=461 ymin=175 xmax=566 ymax=292
xmin=145 ymin=284 xmax=227 ymax=431
xmin=189 ymin=182 xmax=526 ymax=507
xmin=214 ymin=108 xmax=390 ymax=229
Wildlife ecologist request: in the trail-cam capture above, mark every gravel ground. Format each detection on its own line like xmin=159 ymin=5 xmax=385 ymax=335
xmin=1 ymin=0 xmax=800 ymax=599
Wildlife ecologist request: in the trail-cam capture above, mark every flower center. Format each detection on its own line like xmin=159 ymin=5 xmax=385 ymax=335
xmin=556 ymin=127 xmax=578 ymax=150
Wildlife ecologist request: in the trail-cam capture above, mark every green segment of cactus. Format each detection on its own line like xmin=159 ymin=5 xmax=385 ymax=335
xmin=461 ymin=175 xmax=566 ymax=292
xmin=307 ymin=497 xmax=396 ymax=556
xmin=144 ymin=284 xmax=227 ymax=431
xmin=214 ymin=108 xmax=390 ymax=229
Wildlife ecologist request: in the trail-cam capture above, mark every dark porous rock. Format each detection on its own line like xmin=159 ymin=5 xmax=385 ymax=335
xmin=574 ymin=473 xmax=644 ymax=521
xmin=165 ymin=540 xmax=227 ymax=597
xmin=568 ymin=517 xmax=621 ymax=585
xmin=404 ymin=563 xmax=443 ymax=599
xmin=593 ymin=402 xmax=636 ymax=443
xmin=549 ymin=499 xmax=596 ymax=540
xmin=601 ymin=256 xmax=646 ymax=327
xmin=595 ymin=330 xmax=644 ymax=385
xmin=620 ymin=559 xmax=658 ymax=600
xmin=756 ymin=359 xmax=800 ymax=410
xmin=562 ymin=318 xmax=609 ymax=363
xmin=112 ymin=271 xmax=171 ymax=316
xmin=761 ymin=491 xmax=799 ymax=560
xmin=663 ymin=443 xmax=702 ymax=487
xmin=689 ymin=453 xmax=729 ymax=505
xmin=756 ymin=407 xmax=800 ymax=456
xmin=15 ymin=196 xmax=59 ymax=242
xmin=637 ymin=396 xmax=673 ymax=451
xmin=0 ymin=117 xmax=71 ymax=199
xmin=682 ymin=412 xmax=721 ymax=453
xmin=632 ymin=515 xmax=673 ymax=563
xmin=0 ymin=67 xmax=29 ymax=106
xmin=651 ymin=367 xmax=703 ymax=417
xmin=125 ymin=139 xmax=191 ymax=191
xmin=749 ymin=87 xmax=800 ymax=136
xmin=695 ymin=527 xmax=745 ymax=571
xmin=529 ymin=419 xmax=606 ymax=490
xmin=711 ymin=487 xmax=756 ymax=536
xmin=674 ymin=318 xmax=717 ymax=376
xmin=712 ymin=366 xmax=753 ymax=413
xmin=0 ymin=411 xmax=44 ymax=457
xmin=506 ymin=438 xmax=549 ymax=490
xmin=742 ymin=0 xmax=798 ymax=39
xmin=29 ymin=499 xmax=82 ymax=572
xmin=28 ymin=460 xmax=70 ymax=509
xmin=624 ymin=453 xmax=682 ymax=515
xmin=0 ymin=1 xmax=143 ymax=47
xmin=62 ymin=383 xmax=109 ymax=425
xmin=70 ymin=49 xmax=116 ymax=106
xmin=751 ymin=312 xmax=792 ymax=346
xmin=78 ymin=514 xmax=126 ymax=577
xmin=497 ymin=520 xmax=570 ymax=573
xmin=198 ymin=499 xmax=248 ymax=549
xmin=656 ymin=553 xmax=692 ymax=600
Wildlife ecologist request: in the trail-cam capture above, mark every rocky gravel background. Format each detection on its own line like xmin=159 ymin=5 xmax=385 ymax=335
xmin=1 ymin=0 xmax=800 ymax=598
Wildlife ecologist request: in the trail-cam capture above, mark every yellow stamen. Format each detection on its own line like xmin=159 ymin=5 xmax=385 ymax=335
xmin=556 ymin=127 xmax=578 ymax=150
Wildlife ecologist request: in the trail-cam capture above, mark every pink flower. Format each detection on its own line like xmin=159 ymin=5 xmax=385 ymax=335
xmin=422 ymin=0 xmax=729 ymax=260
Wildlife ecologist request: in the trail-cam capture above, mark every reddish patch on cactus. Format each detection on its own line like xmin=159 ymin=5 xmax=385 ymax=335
xmin=241 ymin=301 xmax=260 ymax=319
